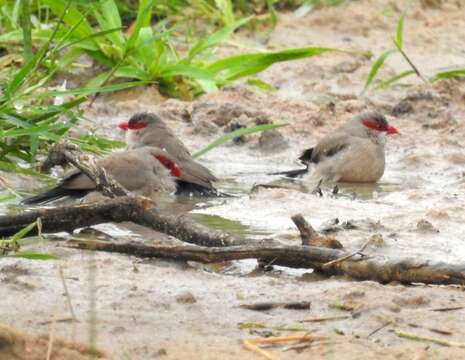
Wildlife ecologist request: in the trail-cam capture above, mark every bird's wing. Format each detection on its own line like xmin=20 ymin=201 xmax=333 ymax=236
xmin=60 ymin=168 xmax=96 ymax=190
xmin=142 ymin=125 xmax=192 ymax=161
xmin=97 ymin=152 xmax=148 ymax=191
xmin=309 ymin=132 xmax=351 ymax=164
xmin=178 ymin=160 xmax=217 ymax=189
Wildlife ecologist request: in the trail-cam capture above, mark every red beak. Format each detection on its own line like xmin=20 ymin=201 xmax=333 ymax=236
xmin=118 ymin=121 xmax=129 ymax=131
xmin=387 ymin=125 xmax=399 ymax=135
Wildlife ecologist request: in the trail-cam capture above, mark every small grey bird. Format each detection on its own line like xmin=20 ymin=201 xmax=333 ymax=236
xmin=118 ymin=112 xmax=218 ymax=195
xmin=22 ymin=146 xmax=180 ymax=204
xmin=275 ymin=112 xmax=399 ymax=184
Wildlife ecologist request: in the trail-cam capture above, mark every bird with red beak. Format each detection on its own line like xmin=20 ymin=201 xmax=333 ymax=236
xmin=276 ymin=112 xmax=399 ymax=184
xmin=22 ymin=146 xmax=181 ymax=204
xmin=118 ymin=112 xmax=219 ymax=195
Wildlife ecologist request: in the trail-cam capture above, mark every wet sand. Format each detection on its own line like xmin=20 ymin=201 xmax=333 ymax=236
xmin=1 ymin=1 xmax=465 ymax=359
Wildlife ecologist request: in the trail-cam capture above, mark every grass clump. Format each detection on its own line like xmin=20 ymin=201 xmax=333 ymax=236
xmin=362 ymin=14 xmax=465 ymax=94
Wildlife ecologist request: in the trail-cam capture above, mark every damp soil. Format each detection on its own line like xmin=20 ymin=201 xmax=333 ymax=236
xmin=2 ymin=1 xmax=465 ymax=359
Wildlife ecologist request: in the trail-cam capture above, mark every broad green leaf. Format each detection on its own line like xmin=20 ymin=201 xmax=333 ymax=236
xmin=208 ymin=47 xmax=336 ymax=82
xmin=43 ymin=0 xmax=94 ymax=40
xmin=115 ymin=65 xmax=148 ymax=80
xmin=134 ymin=26 xmax=155 ymax=70
xmin=187 ymin=17 xmax=250 ymax=60
xmin=361 ymin=49 xmax=397 ymax=95
xmin=193 ymin=123 xmax=288 ymax=158
xmin=125 ymin=0 xmax=155 ymax=53
xmin=215 ymin=0 xmax=235 ymax=27
xmin=93 ymin=1 xmax=124 ymax=49
xmin=57 ymin=27 xmax=122 ymax=52
xmin=196 ymin=79 xmax=219 ymax=93
xmin=160 ymin=64 xmax=217 ymax=82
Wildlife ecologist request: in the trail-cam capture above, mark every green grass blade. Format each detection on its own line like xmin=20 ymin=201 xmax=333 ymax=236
xmin=214 ymin=0 xmax=235 ymax=26
xmin=431 ymin=68 xmax=465 ymax=82
xmin=6 ymin=42 xmax=49 ymax=97
xmin=57 ymin=27 xmax=122 ymax=52
xmin=246 ymin=78 xmax=277 ymax=92
xmin=114 ymin=65 xmax=148 ymax=80
xmin=11 ymin=221 xmax=38 ymax=241
xmin=13 ymin=251 xmax=60 ymax=260
xmin=20 ymin=0 xmax=32 ymax=61
xmin=6 ymin=0 xmax=70 ymax=98
xmin=187 ymin=17 xmax=250 ymax=60
xmin=208 ymin=47 xmax=336 ymax=82
xmin=193 ymin=123 xmax=287 ymax=158
xmin=125 ymin=0 xmax=154 ymax=53
xmin=43 ymin=0 xmax=94 ymax=40
xmin=0 ymin=160 xmax=54 ymax=181
xmin=395 ymin=14 xmax=405 ymax=49
xmin=360 ymin=49 xmax=397 ymax=95
xmin=0 ymin=123 xmax=71 ymax=138
xmin=0 ymin=113 xmax=33 ymax=128
xmin=160 ymin=64 xmax=217 ymax=82
xmin=376 ymin=69 xmax=415 ymax=89
xmin=22 ymin=80 xmax=151 ymax=99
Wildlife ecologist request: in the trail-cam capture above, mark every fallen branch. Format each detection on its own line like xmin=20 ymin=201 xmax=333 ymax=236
xmin=291 ymin=214 xmax=343 ymax=249
xmin=5 ymin=198 xmax=465 ymax=285
xmin=63 ymin=239 xmax=465 ymax=286
xmin=0 ymin=197 xmax=248 ymax=247
xmin=40 ymin=141 xmax=129 ymax=198
xmin=64 ymin=239 xmax=340 ymax=268
xmin=291 ymin=214 xmax=318 ymax=246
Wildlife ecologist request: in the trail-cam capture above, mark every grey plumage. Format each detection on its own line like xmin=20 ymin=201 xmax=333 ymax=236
xmin=125 ymin=112 xmax=218 ymax=191
xmin=275 ymin=112 xmax=398 ymax=184
xmin=23 ymin=147 xmax=177 ymax=204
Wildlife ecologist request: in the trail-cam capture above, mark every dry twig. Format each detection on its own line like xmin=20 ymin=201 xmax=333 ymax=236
xmin=300 ymin=315 xmax=351 ymax=323
xmin=244 ymin=333 xmax=325 ymax=360
xmin=322 ymin=239 xmax=371 ymax=269
xmin=395 ymin=330 xmax=465 ymax=348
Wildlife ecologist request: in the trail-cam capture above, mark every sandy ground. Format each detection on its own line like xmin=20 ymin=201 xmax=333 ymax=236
xmin=2 ymin=0 xmax=465 ymax=359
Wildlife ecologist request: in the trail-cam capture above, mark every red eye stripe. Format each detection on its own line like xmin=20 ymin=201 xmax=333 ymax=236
xmin=362 ymin=119 xmax=384 ymax=131
xmin=363 ymin=120 xmax=399 ymax=135
xmin=154 ymin=155 xmax=182 ymax=177
xmin=128 ymin=122 xmax=148 ymax=130
xmin=118 ymin=122 xmax=129 ymax=131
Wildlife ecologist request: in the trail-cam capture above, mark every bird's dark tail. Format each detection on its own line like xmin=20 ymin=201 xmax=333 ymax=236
xmin=21 ymin=187 xmax=86 ymax=205
xmin=268 ymin=147 xmax=314 ymax=178
xmin=175 ymin=181 xmax=233 ymax=197
xmin=268 ymin=168 xmax=308 ymax=178
xmin=298 ymin=148 xmax=314 ymax=163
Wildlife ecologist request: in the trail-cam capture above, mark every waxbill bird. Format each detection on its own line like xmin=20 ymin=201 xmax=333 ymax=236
xmin=118 ymin=112 xmax=219 ymax=195
xmin=22 ymin=146 xmax=181 ymax=204
xmin=274 ymin=112 xmax=399 ymax=184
